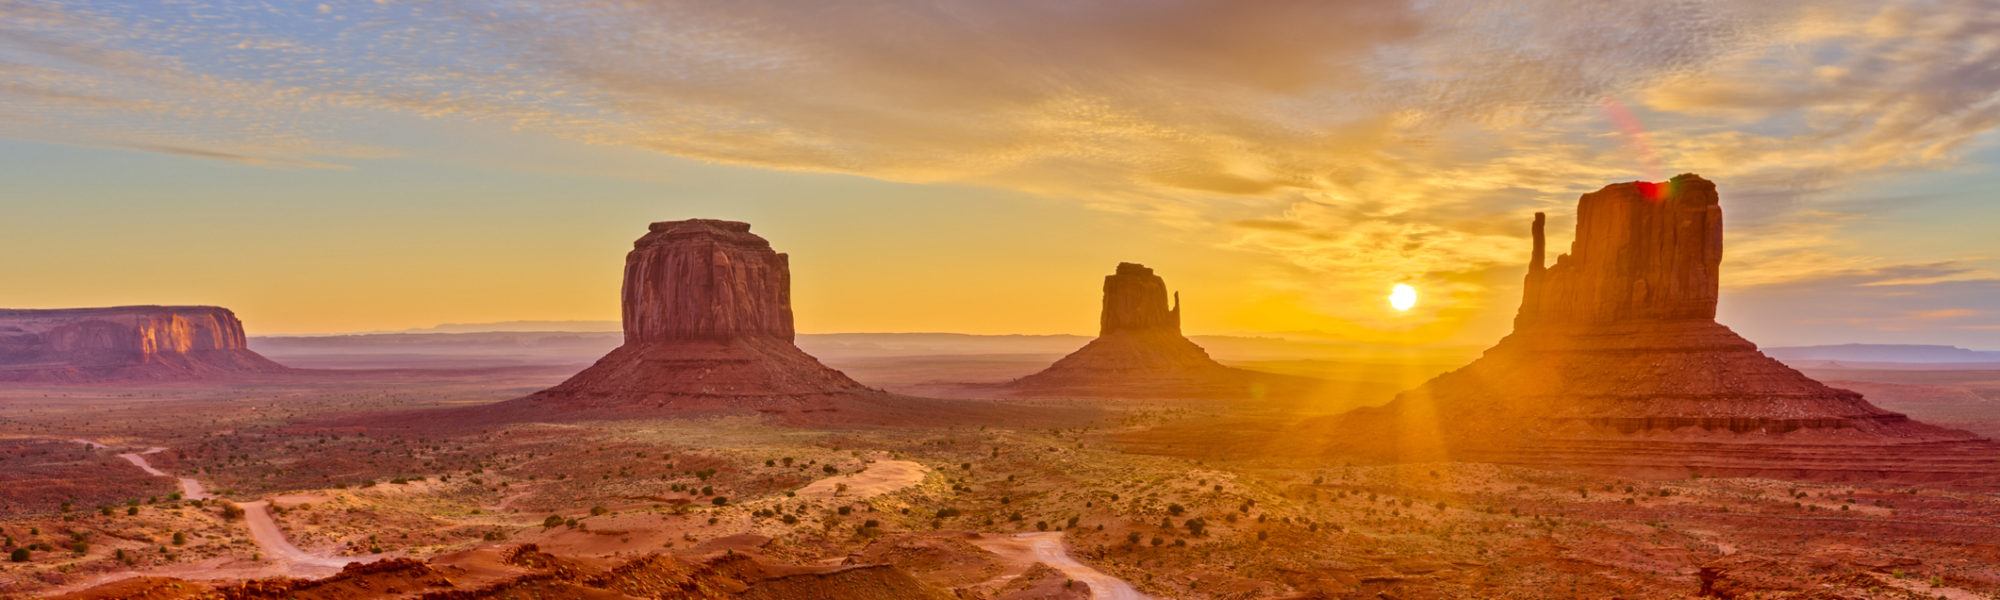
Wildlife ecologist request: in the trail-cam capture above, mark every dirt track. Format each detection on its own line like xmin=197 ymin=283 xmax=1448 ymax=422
xmin=973 ymin=532 xmax=1148 ymax=600
xmin=115 ymin=447 xmax=210 ymax=500
xmin=81 ymin=439 xmax=363 ymax=577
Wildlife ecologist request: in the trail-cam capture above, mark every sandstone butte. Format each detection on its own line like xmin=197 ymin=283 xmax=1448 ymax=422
xmin=1005 ymin=262 xmax=1317 ymax=399
xmin=1272 ymin=174 xmax=1999 ymax=480
xmin=501 ymin=219 xmax=1051 ymax=426
xmin=0 ymin=305 xmax=286 ymax=382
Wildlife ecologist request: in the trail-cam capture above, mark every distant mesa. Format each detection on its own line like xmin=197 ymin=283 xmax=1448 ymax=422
xmin=0 ymin=305 xmax=287 ymax=383
xmin=500 ymin=219 xmax=1052 ymax=425
xmin=1143 ymin=174 xmax=2000 ymax=480
xmin=1002 ymin=262 xmax=1316 ymax=399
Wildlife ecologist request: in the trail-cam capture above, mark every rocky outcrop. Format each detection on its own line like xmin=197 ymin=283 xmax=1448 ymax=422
xmin=527 ymin=220 xmax=870 ymax=407
xmin=1279 ymin=174 xmax=1999 ymax=480
xmin=1100 ymin=262 xmax=1180 ymax=335
xmin=0 ymin=306 xmax=286 ymax=382
xmin=1517 ymin=174 xmax=1722 ymax=327
xmin=622 ymin=220 xmax=796 ymax=344
xmin=1005 ymin=263 xmax=1316 ymax=399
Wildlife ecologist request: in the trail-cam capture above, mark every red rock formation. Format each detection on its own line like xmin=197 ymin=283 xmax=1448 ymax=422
xmin=1099 ymin=263 xmax=1180 ymax=336
xmin=528 ymin=220 xmax=870 ymax=407
xmin=1284 ymin=174 xmax=1999 ymax=479
xmin=0 ymin=306 xmax=286 ymax=382
xmin=1005 ymin=263 xmax=1315 ymax=399
xmin=622 ymin=220 xmax=796 ymax=344
xmin=1516 ymin=174 xmax=1722 ymax=327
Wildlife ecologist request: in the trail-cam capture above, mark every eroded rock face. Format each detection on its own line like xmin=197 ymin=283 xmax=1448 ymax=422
xmin=1517 ymin=173 xmax=1722 ymax=328
xmin=530 ymin=219 xmax=870 ymax=405
xmin=1007 ymin=263 xmax=1312 ymax=399
xmin=623 ymin=219 xmax=796 ymax=344
xmin=0 ymin=306 xmax=286 ymax=382
xmin=0 ymin=308 xmax=286 ymax=382
xmin=1303 ymin=174 xmax=1995 ymax=479
xmin=1100 ymin=262 xmax=1180 ymax=336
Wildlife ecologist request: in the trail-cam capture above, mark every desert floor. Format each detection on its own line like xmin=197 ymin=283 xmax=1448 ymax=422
xmin=3 ymin=359 xmax=2000 ymax=598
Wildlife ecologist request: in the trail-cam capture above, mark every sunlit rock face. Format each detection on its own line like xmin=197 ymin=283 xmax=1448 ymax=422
xmin=621 ymin=219 xmax=796 ymax=344
xmin=0 ymin=306 xmax=286 ymax=382
xmin=1311 ymin=174 xmax=1998 ymax=480
xmin=531 ymin=219 xmax=871 ymax=404
xmin=1517 ymin=174 xmax=1723 ymax=328
xmin=1006 ymin=263 xmax=1312 ymax=399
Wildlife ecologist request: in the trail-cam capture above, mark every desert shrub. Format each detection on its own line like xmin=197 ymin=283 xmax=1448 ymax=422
xmin=935 ymin=507 xmax=961 ymax=519
xmin=543 ymin=515 xmax=563 ymax=528
xmin=1167 ymin=503 xmax=1184 ymax=516
xmin=712 ymin=496 xmax=728 ymax=506
xmin=590 ymin=506 xmax=608 ymax=516
xmin=9 ymin=548 xmax=27 ymax=562
xmin=220 ymin=503 xmax=246 ymax=521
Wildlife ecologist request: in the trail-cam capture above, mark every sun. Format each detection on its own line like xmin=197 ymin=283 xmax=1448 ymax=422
xmin=1389 ymin=283 xmax=1418 ymax=312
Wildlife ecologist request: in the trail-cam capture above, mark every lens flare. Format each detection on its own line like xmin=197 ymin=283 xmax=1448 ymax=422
xmin=1389 ymin=284 xmax=1418 ymax=312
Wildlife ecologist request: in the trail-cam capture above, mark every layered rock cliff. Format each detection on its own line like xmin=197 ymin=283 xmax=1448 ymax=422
xmin=529 ymin=219 xmax=870 ymax=406
xmin=1275 ymin=174 xmax=1997 ymax=479
xmin=0 ymin=306 xmax=287 ymax=382
xmin=1517 ymin=174 xmax=1722 ymax=328
xmin=1006 ymin=263 xmax=1314 ymax=399
xmin=622 ymin=220 xmax=796 ymax=344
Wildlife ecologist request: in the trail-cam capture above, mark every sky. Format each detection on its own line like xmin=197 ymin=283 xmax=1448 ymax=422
xmin=4 ymin=0 xmax=2000 ymax=348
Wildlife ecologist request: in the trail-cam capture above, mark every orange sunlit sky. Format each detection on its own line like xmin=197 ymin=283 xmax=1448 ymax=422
xmin=5 ymin=1 xmax=2000 ymax=347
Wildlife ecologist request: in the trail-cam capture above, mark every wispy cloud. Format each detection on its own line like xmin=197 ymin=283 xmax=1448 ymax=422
xmin=3 ymin=0 xmax=1999 ymax=340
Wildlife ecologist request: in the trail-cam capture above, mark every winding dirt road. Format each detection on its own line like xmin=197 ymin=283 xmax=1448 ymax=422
xmin=973 ymin=532 xmax=1148 ymax=600
xmin=79 ymin=439 xmax=362 ymax=576
xmin=115 ymin=447 xmax=210 ymax=500
xmin=239 ymin=500 xmax=356 ymax=570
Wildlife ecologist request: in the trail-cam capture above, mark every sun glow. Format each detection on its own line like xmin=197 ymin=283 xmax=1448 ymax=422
xmin=1389 ymin=284 xmax=1418 ymax=312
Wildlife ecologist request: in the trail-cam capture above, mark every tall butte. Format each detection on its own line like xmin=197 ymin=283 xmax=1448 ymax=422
xmin=1005 ymin=263 xmax=1313 ymax=399
xmin=1301 ymin=174 xmax=1998 ymax=479
xmin=528 ymin=220 xmax=870 ymax=409
xmin=0 ymin=306 xmax=286 ymax=382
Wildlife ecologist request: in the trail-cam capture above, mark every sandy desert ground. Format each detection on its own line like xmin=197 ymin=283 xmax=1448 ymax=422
xmin=2 ymin=348 xmax=1999 ymax=598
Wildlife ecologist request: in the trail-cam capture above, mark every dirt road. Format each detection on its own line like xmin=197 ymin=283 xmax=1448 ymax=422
xmin=240 ymin=500 xmax=357 ymax=571
xmin=115 ymin=447 xmax=210 ymax=500
xmin=972 ymin=532 xmax=1148 ymax=600
xmin=79 ymin=438 xmax=359 ymax=576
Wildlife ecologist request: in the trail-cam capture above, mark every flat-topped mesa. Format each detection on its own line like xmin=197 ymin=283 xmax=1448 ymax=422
xmin=1100 ymin=262 xmax=1181 ymax=336
xmin=527 ymin=219 xmax=872 ymax=404
xmin=1517 ymin=173 xmax=1722 ymax=329
xmin=623 ymin=219 xmax=795 ymax=344
xmin=0 ymin=306 xmax=286 ymax=382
